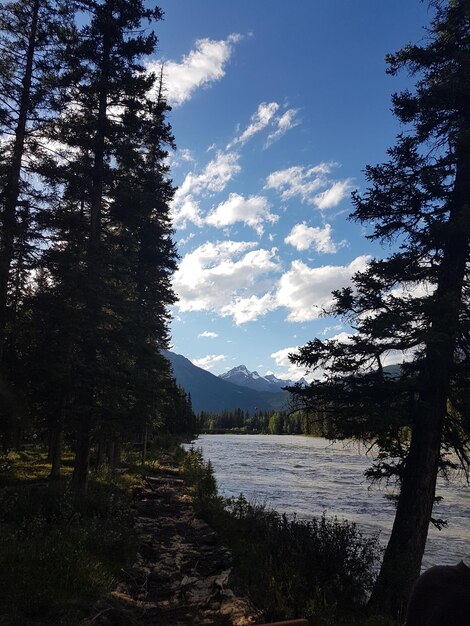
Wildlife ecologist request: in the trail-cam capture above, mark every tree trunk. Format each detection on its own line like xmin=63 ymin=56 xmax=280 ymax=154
xmin=12 ymin=422 xmax=22 ymax=450
xmin=112 ymin=434 xmax=121 ymax=468
xmin=73 ymin=16 xmax=111 ymax=494
xmin=369 ymin=147 xmax=470 ymax=617
xmin=96 ymin=429 xmax=107 ymax=470
xmin=141 ymin=426 xmax=148 ymax=465
xmin=0 ymin=0 xmax=39 ymax=357
xmin=72 ymin=420 xmax=91 ymax=494
xmin=49 ymin=423 xmax=63 ymax=480
xmin=106 ymin=438 xmax=115 ymax=466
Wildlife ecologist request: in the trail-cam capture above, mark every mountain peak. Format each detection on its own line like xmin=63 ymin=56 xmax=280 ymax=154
xmin=219 ymin=364 xmax=302 ymax=392
xmin=163 ymin=351 xmax=287 ymax=413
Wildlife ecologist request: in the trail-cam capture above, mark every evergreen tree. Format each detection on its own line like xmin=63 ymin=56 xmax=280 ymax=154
xmin=0 ymin=0 xmax=73 ymax=446
xmin=39 ymin=0 xmax=167 ymax=491
xmin=289 ymin=0 xmax=470 ymax=617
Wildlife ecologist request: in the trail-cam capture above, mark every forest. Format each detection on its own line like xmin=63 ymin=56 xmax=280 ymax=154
xmin=0 ymin=0 xmax=196 ymax=491
xmin=198 ymin=408 xmax=327 ymax=436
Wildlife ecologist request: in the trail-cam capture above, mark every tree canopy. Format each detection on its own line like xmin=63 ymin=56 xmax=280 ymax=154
xmin=0 ymin=0 xmax=194 ymax=489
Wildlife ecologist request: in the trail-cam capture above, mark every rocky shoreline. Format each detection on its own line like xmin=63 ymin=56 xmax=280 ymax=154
xmin=85 ymin=460 xmax=262 ymax=626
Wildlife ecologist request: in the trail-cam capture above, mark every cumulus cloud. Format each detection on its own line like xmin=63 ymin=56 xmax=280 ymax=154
xmin=314 ymin=180 xmax=354 ymax=210
xmin=265 ymin=164 xmax=353 ymax=209
xmin=171 ymin=151 xmax=241 ymax=229
xmin=221 ymin=293 xmax=277 ymax=325
xmin=228 ymin=102 xmax=280 ymax=147
xmin=270 ymin=346 xmax=313 ymax=382
xmin=192 ymin=354 xmax=227 ymax=370
xmin=173 ymin=240 xmax=280 ymax=322
xmin=265 ymin=108 xmax=299 ymax=147
xmin=284 ymin=223 xmax=346 ymax=253
xmin=276 ymin=255 xmax=370 ymax=322
xmin=150 ymin=34 xmax=242 ymax=107
xmin=206 ymin=193 xmax=279 ymax=235
xmin=167 ymin=147 xmax=195 ymax=169
xmin=198 ymin=331 xmax=219 ymax=338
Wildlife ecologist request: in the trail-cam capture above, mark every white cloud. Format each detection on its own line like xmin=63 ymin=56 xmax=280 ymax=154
xmin=270 ymin=346 xmax=313 ymax=382
xmin=228 ymin=101 xmax=280 ymax=147
xmin=221 ymin=293 xmax=277 ymax=325
xmin=206 ymin=193 xmax=279 ymax=235
xmin=171 ymin=151 xmax=241 ymax=229
xmin=284 ymin=223 xmax=347 ymax=253
xmin=167 ymin=147 xmax=195 ymax=169
xmin=265 ymin=164 xmax=353 ymax=209
xmin=172 ymin=196 xmax=204 ymax=230
xmin=198 ymin=331 xmax=219 ymax=338
xmin=192 ymin=354 xmax=227 ymax=370
xmin=178 ymin=151 xmax=241 ymax=197
xmin=151 ymin=34 xmax=242 ymax=107
xmin=314 ymin=180 xmax=353 ymax=210
xmin=265 ymin=108 xmax=299 ymax=147
xmin=265 ymin=164 xmax=330 ymax=202
xmin=276 ymin=255 xmax=371 ymax=322
xmin=173 ymin=241 xmax=280 ymax=321
xmin=321 ymin=323 xmax=344 ymax=336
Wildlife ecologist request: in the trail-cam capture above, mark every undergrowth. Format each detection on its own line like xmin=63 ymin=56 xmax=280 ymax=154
xmin=0 ymin=451 xmax=137 ymax=625
xmin=181 ymin=446 xmax=393 ymax=626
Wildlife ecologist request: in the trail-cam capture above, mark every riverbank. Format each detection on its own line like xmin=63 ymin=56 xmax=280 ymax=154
xmin=87 ymin=453 xmax=260 ymax=626
xmin=0 ymin=443 xmax=395 ymax=625
xmin=0 ymin=446 xmax=260 ymax=626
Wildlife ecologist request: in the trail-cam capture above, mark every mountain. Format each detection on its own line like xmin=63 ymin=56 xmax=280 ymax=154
xmin=219 ymin=364 xmax=307 ymax=392
xmin=163 ymin=351 xmax=289 ymax=414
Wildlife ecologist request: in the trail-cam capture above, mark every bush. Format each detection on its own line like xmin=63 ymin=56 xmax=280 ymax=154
xmin=180 ymin=446 xmax=217 ymax=510
xmin=221 ymin=495 xmax=380 ymax=625
xmin=179 ymin=446 xmax=381 ymax=626
xmin=0 ymin=478 xmax=136 ymax=625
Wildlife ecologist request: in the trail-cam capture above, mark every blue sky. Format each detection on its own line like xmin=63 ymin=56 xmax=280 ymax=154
xmin=150 ymin=1 xmax=432 ymax=380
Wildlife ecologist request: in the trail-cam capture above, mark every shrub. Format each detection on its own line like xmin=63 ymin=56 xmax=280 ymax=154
xmin=179 ymin=447 xmax=381 ymax=626
xmin=0 ymin=478 xmax=136 ymax=624
xmin=180 ymin=446 xmax=217 ymax=510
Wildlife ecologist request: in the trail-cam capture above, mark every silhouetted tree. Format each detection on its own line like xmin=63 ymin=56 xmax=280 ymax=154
xmin=289 ymin=0 xmax=470 ymax=617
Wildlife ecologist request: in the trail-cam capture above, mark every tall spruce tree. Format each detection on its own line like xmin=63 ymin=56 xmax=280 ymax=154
xmin=18 ymin=0 xmax=182 ymax=484
xmin=0 ymin=0 xmax=73 ymax=446
xmin=109 ymin=75 xmax=178 ymax=447
xmin=41 ymin=0 xmax=166 ymax=491
xmin=289 ymin=0 xmax=470 ymax=617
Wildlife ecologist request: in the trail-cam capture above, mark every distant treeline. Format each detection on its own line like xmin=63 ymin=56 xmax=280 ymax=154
xmin=197 ymin=409 xmax=327 ymax=436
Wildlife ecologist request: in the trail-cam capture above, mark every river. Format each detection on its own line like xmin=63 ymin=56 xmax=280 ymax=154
xmin=189 ymin=434 xmax=470 ymax=569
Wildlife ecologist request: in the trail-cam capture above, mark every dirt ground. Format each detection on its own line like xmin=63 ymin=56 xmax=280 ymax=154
xmin=85 ymin=462 xmax=262 ymax=626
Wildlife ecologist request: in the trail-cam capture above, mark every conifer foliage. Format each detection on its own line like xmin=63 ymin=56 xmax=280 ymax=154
xmin=0 ymin=1 xmax=193 ymax=489
xmin=289 ymin=0 xmax=470 ymax=617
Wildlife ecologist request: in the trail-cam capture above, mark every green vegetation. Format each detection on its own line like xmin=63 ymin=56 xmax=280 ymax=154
xmin=0 ymin=448 xmax=141 ymax=625
xmin=198 ymin=408 xmax=326 ymax=436
xmin=0 ymin=0 xmax=195 ymax=493
xmin=181 ymin=447 xmax=392 ymax=626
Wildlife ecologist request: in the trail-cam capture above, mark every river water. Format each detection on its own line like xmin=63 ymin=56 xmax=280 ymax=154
xmin=190 ymin=434 xmax=470 ymax=569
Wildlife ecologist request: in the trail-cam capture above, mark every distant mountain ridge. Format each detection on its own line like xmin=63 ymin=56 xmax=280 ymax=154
xmin=219 ymin=364 xmax=307 ymax=392
xmin=163 ymin=351 xmax=289 ymax=414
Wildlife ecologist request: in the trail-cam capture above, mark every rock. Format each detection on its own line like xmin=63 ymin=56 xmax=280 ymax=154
xmin=90 ymin=459 xmax=262 ymax=626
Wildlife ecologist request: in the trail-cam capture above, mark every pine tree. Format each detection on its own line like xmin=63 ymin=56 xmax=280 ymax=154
xmin=289 ymin=0 xmax=470 ymax=617
xmin=40 ymin=0 xmax=165 ymax=491
xmin=0 ymin=0 xmax=73 ymax=447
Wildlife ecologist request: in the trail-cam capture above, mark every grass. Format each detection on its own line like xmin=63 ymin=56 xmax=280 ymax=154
xmin=181 ymin=446 xmax=398 ymax=626
xmin=0 ymin=448 xmax=139 ymax=625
